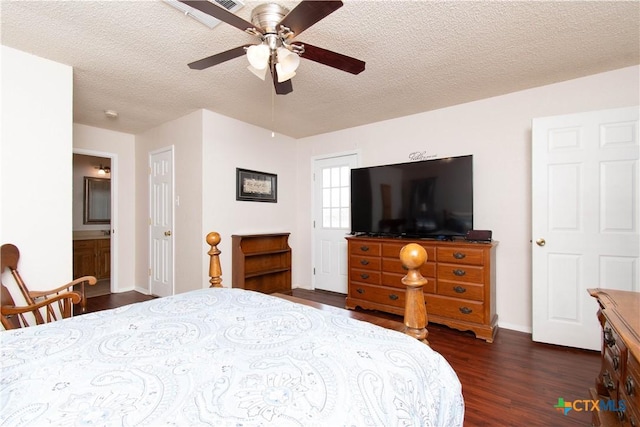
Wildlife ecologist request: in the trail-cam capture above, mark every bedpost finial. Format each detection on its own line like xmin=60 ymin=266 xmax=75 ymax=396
xmin=206 ymin=232 xmax=223 ymax=288
xmin=400 ymin=243 xmax=427 ymax=269
xmin=400 ymin=243 xmax=429 ymax=345
xmin=206 ymin=232 xmax=221 ymax=247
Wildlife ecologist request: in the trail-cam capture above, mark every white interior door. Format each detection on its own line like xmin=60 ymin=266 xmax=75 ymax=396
xmin=532 ymin=106 xmax=639 ymax=350
xmin=313 ymin=153 xmax=359 ymax=293
xmin=149 ymin=147 xmax=174 ymax=297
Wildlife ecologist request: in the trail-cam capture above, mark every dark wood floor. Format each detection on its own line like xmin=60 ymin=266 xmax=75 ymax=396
xmin=83 ymin=289 xmax=600 ymax=426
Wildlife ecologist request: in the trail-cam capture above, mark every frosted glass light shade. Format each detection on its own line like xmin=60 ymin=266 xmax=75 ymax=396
xmin=246 ymin=44 xmax=270 ymax=70
xmin=276 ymin=47 xmax=300 ymax=74
xmin=275 ymin=63 xmax=296 ymax=82
xmin=247 ymin=65 xmax=268 ymax=80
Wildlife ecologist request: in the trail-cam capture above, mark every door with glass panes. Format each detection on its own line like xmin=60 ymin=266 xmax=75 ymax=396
xmin=313 ymin=153 xmax=359 ymax=293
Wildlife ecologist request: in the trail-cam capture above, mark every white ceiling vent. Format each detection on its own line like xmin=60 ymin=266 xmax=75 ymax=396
xmin=164 ymin=0 xmax=245 ymax=29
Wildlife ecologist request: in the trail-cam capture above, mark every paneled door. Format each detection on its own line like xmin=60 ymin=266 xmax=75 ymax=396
xmin=313 ymin=153 xmax=359 ymax=293
xmin=149 ymin=147 xmax=174 ymax=297
xmin=532 ymin=106 xmax=639 ymax=350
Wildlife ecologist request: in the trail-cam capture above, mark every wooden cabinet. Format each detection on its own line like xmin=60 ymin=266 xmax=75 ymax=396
xmin=588 ymin=289 xmax=640 ymax=426
xmin=346 ymin=236 xmax=498 ymax=342
xmin=73 ymin=239 xmax=110 ymax=280
xmin=232 ymin=233 xmax=291 ymax=294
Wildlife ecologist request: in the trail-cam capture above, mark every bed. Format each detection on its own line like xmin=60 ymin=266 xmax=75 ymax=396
xmin=0 ymin=233 xmax=464 ymax=426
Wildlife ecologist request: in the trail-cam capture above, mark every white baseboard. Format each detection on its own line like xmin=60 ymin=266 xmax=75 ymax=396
xmin=133 ymin=286 xmax=150 ymax=295
xmin=498 ymin=321 xmax=532 ymax=334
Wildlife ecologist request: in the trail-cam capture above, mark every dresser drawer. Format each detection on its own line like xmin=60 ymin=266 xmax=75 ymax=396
xmin=437 ymin=247 xmax=485 ymax=265
xmin=437 ymin=280 xmax=484 ymax=301
xmin=382 ymin=243 xmax=436 ymax=262
xmin=381 ymin=272 xmax=437 ymax=293
xmin=624 ymin=353 xmax=640 ymax=417
xmin=350 ymin=269 xmax=381 ymax=285
xmin=426 ymin=295 xmax=484 ymax=323
xmin=350 ymin=242 xmax=381 ymax=256
xmin=603 ymin=321 xmax=626 ymax=361
xmin=598 ymin=355 xmax=621 ymax=403
xmin=437 ymin=263 xmax=484 ymax=283
xmin=382 ymin=258 xmax=436 ymax=278
xmin=350 ymin=255 xmax=381 ymax=271
xmin=349 ymin=283 xmax=405 ymax=309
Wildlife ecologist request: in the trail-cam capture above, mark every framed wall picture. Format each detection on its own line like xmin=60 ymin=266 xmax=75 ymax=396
xmin=236 ymin=168 xmax=277 ymax=202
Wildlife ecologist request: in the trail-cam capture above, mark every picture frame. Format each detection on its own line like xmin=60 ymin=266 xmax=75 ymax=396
xmin=236 ymin=168 xmax=277 ymax=203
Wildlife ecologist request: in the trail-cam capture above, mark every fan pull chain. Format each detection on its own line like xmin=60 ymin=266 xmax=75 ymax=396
xmin=271 ymin=85 xmax=275 ymax=138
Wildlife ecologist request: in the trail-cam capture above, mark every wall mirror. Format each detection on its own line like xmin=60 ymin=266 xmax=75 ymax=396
xmin=84 ymin=177 xmax=111 ymax=224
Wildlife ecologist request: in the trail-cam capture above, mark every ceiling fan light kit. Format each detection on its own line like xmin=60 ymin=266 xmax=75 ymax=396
xmin=179 ymin=0 xmax=366 ymax=94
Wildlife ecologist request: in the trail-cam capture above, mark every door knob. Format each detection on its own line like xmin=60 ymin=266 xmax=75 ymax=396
xmin=536 ymin=238 xmax=546 ymax=247
xmin=164 ymin=230 xmax=172 ymax=237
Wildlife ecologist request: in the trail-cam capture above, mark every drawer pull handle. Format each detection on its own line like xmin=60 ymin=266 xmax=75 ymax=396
xmin=389 ymin=294 xmax=399 ymax=301
xmin=459 ymin=307 xmax=472 ymax=315
xmin=453 ymin=269 xmax=466 ymax=276
xmin=360 ymin=273 xmax=369 ymax=280
xmin=602 ymin=371 xmax=616 ymax=391
xmin=604 ymin=327 xmax=616 ymax=347
xmin=356 ymin=288 xmax=365 ymax=294
xmin=360 ymin=246 xmax=369 ymax=252
xmin=626 ymin=376 xmax=635 ymax=396
xmin=360 ymin=259 xmax=370 ymax=266
xmin=613 ymin=355 xmax=620 ymax=371
xmin=453 ymin=286 xmax=466 ymax=293
xmin=453 ymin=252 xmax=466 ymax=259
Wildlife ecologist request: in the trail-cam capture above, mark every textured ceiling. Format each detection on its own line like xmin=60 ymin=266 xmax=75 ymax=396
xmin=1 ymin=0 xmax=639 ymax=139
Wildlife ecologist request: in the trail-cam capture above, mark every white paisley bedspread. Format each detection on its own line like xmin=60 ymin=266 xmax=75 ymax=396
xmin=0 ymin=288 xmax=464 ymax=426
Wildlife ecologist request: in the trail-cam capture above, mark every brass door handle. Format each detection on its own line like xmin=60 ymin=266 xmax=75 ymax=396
xmin=536 ymin=238 xmax=546 ymax=247
xmin=164 ymin=230 xmax=172 ymax=237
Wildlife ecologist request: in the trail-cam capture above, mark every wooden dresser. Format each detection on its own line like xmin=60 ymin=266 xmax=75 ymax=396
xmin=589 ymin=289 xmax=640 ymax=426
xmin=345 ymin=236 xmax=498 ymax=342
xmin=232 ymin=233 xmax=292 ymax=294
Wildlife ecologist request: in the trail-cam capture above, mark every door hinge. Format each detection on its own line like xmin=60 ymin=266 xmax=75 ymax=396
xmin=148 ymin=268 xmax=151 ymax=277
xmin=313 ymin=267 xmax=315 ymax=275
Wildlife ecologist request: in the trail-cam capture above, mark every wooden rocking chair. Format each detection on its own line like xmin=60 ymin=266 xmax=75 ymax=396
xmin=1 ymin=243 xmax=96 ymax=325
xmin=1 ymin=283 xmax=81 ymax=330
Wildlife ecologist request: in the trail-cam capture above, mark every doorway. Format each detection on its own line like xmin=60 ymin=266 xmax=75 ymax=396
xmin=312 ymin=152 xmax=360 ymax=293
xmin=72 ymin=151 xmax=116 ymax=296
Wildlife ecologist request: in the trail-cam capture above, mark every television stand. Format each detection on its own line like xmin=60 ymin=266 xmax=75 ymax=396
xmin=345 ymin=235 xmax=498 ymax=342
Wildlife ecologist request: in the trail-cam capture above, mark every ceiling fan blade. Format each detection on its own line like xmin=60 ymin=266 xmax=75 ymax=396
xmin=271 ymin=67 xmax=293 ymax=95
xmin=296 ymin=42 xmax=365 ymax=75
xmin=188 ymin=44 xmax=252 ymax=70
xmin=179 ymin=0 xmax=262 ymax=34
xmin=279 ymin=0 xmax=343 ymax=37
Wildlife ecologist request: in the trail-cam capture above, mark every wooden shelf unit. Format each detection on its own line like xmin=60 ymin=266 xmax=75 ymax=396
xmin=346 ymin=236 xmax=498 ymax=342
xmin=232 ymin=233 xmax=292 ymax=294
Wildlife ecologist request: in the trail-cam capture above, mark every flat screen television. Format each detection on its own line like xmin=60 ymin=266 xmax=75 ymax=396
xmin=350 ymin=155 xmax=473 ymax=239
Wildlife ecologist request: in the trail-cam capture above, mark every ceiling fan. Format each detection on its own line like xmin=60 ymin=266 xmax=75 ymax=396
xmin=179 ymin=0 xmax=366 ymax=95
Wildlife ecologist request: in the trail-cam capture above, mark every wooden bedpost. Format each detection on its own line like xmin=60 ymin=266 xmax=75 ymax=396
xmin=400 ymin=243 xmax=429 ymax=345
xmin=206 ymin=232 xmax=223 ymax=288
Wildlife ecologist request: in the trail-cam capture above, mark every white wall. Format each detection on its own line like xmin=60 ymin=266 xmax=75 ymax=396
xmin=294 ymin=65 xmax=640 ymax=333
xmin=201 ymin=109 xmax=298 ymax=288
xmin=73 ymin=124 xmax=136 ymax=292
xmin=135 ymin=110 xmax=203 ymax=294
xmin=0 ymin=46 xmax=73 ymax=295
